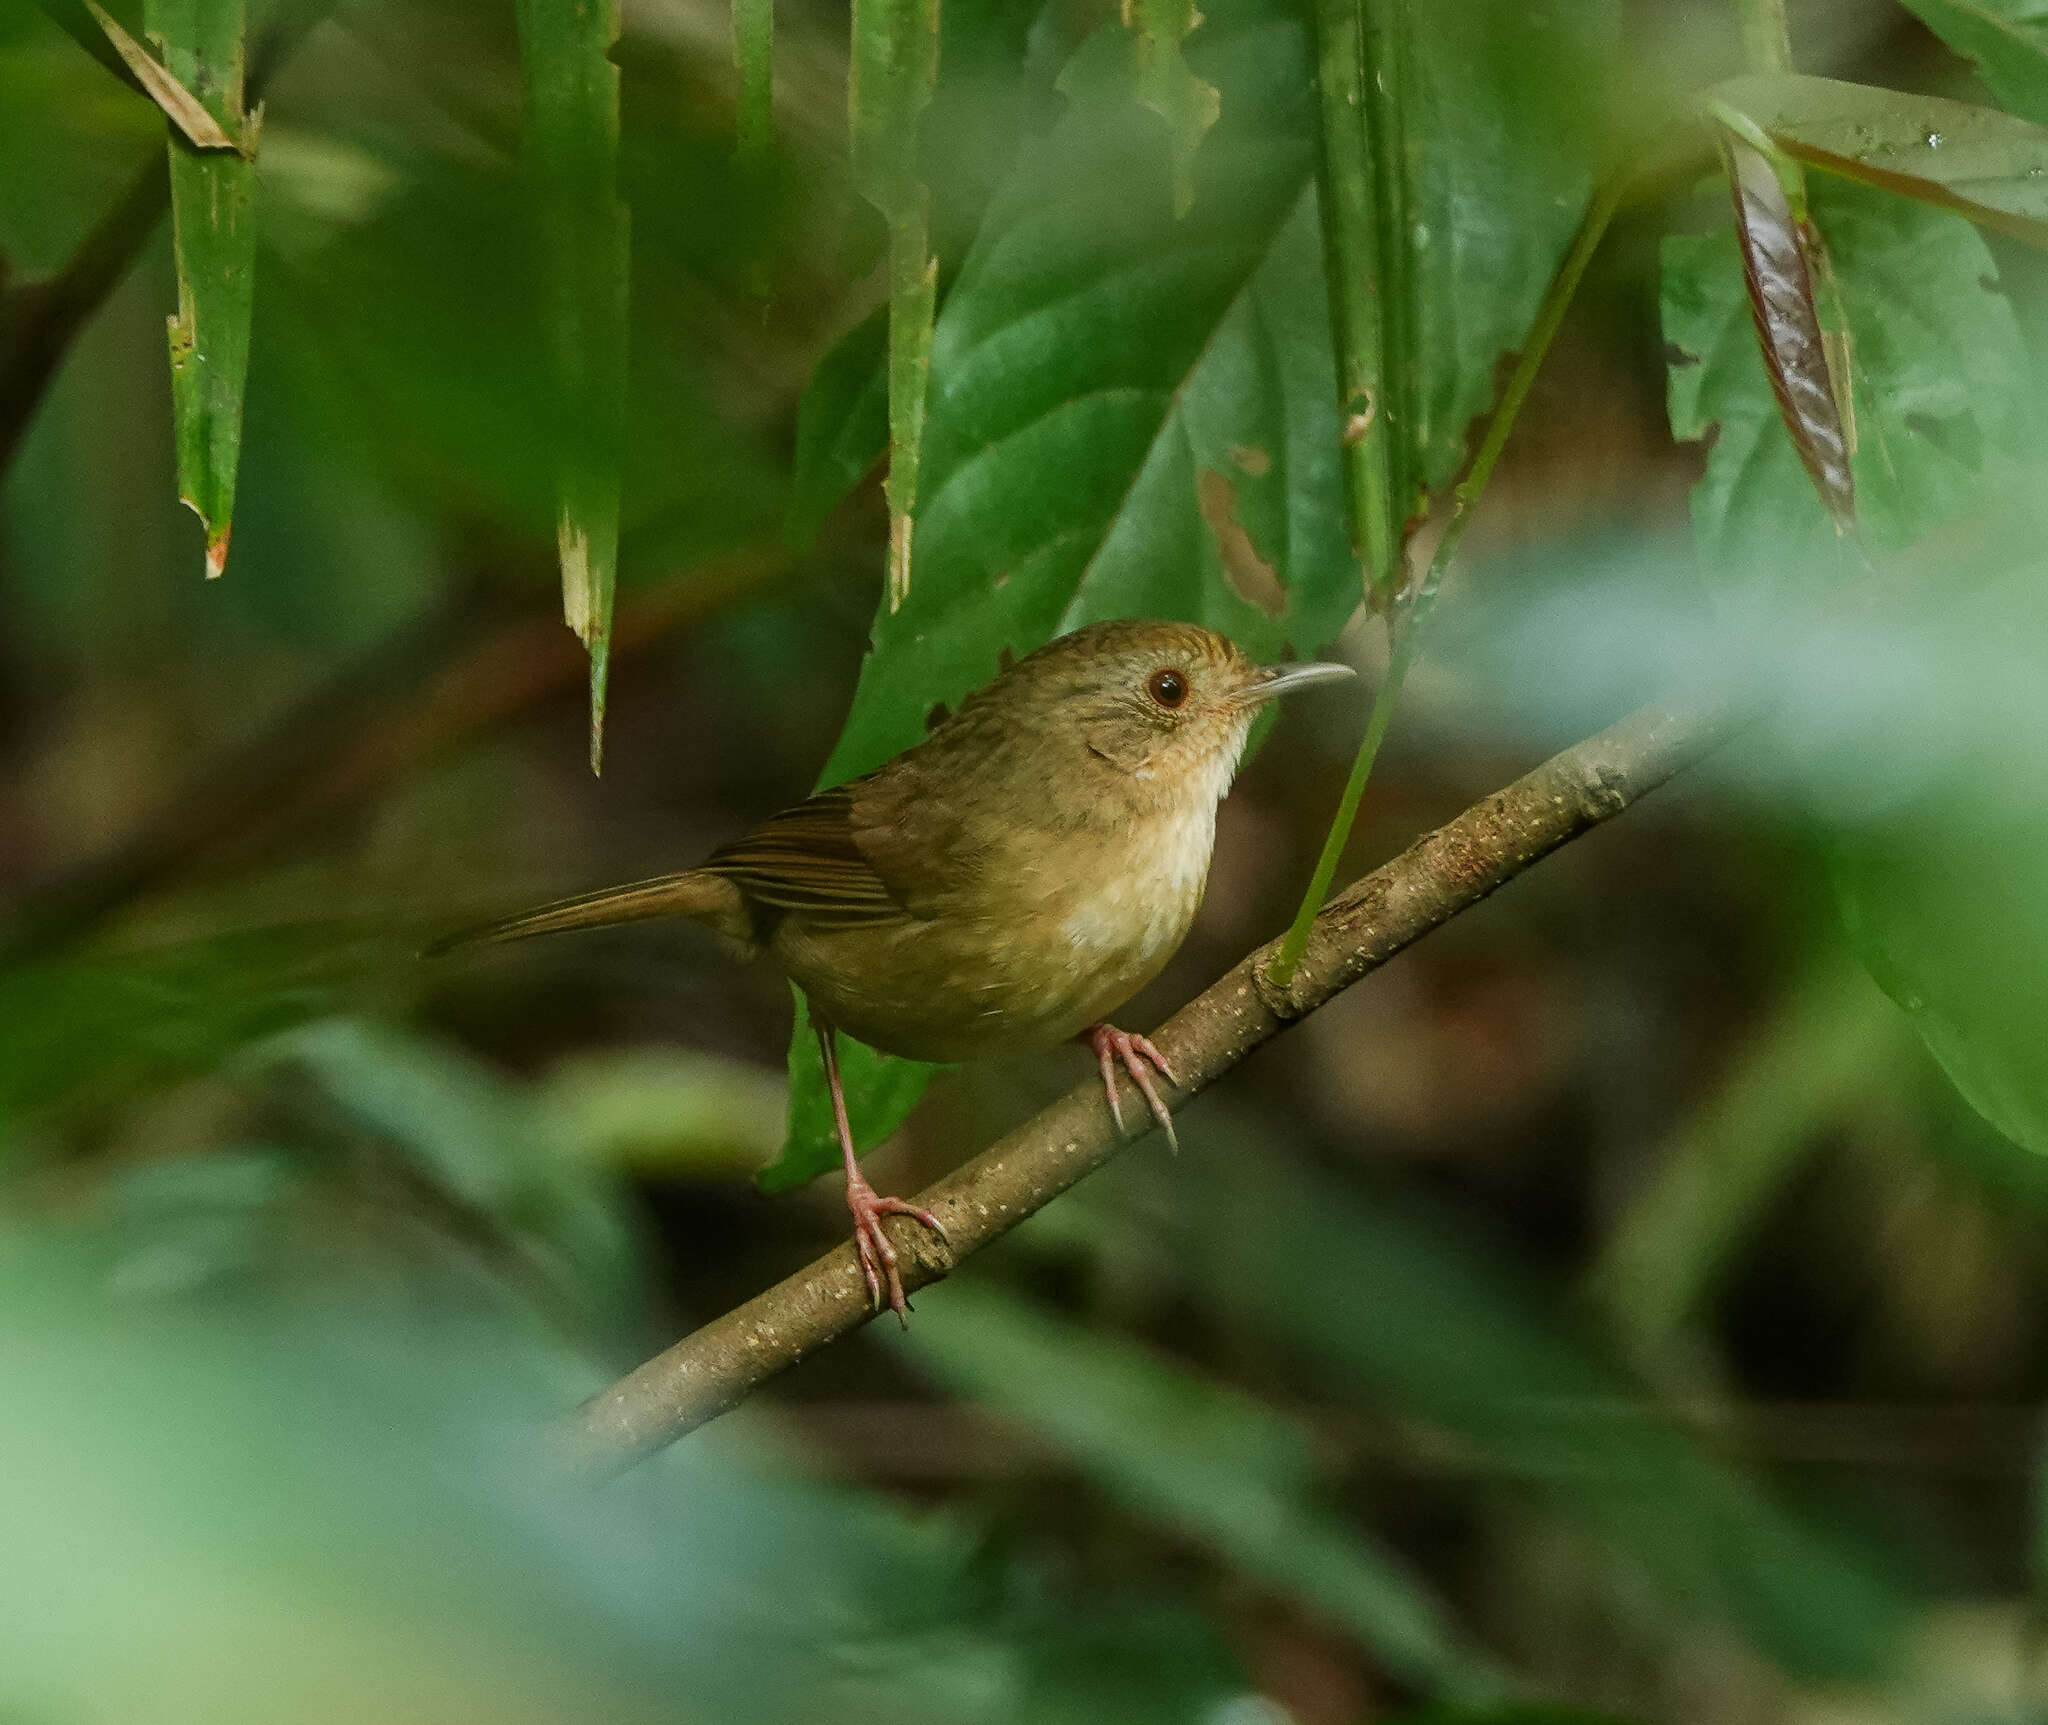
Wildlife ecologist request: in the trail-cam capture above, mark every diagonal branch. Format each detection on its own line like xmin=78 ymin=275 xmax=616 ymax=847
xmin=564 ymin=694 xmax=1738 ymax=1473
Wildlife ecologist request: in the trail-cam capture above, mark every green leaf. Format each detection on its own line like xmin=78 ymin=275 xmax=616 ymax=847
xmin=915 ymin=1279 xmax=1507 ymax=1700
xmin=1124 ymin=0 xmax=1220 ymax=219
xmin=1712 ymin=71 xmax=2048 ymax=247
xmin=1666 ymin=151 xmax=2048 ymax=1167
xmin=1833 ymin=809 xmax=2048 ymax=1159
xmin=1404 ymin=0 xmax=1616 ymax=492
xmin=770 ymin=0 xmax=1615 ymax=1190
xmin=851 ymin=0 xmax=941 ymax=607
xmin=144 ymin=0 xmax=256 ymax=578
xmin=1823 ymin=563 xmax=2048 ymax=1158
xmin=515 ymin=0 xmax=629 ymax=773
xmin=786 ymin=303 xmax=888 ymax=548
xmin=247 ymin=1017 xmax=638 ymax=1324
xmin=1663 ymin=175 xmax=2030 ymax=589
xmin=0 ymin=928 xmax=365 ymax=1131
xmin=757 ymin=989 xmax=934 ymax=1194
xmin=1895 ymin=0 xmax=2048 ymax=128
xmin=732 ymin=0 xmax=772 ymax=158
xmin=850 ymin=0 xmax=940 ymax=223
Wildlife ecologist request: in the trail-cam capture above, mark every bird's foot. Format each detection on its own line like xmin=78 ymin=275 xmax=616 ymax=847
xmin=846 ymin=1171 xmax=948 ymax=1326
xmin=1083 ymin=1022 xmax=1178 ymax=1150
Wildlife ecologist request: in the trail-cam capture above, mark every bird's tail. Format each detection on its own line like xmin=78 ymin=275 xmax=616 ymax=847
xmin=424 ymin=870 xmax=747 ymax=956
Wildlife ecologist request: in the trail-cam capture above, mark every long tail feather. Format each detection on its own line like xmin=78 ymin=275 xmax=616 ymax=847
xmin=424 ymin=870 xmax=744 ymax=956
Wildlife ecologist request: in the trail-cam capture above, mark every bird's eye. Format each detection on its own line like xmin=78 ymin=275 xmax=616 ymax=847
xmin=1146 ymin=668 xmax=1188 ymax=709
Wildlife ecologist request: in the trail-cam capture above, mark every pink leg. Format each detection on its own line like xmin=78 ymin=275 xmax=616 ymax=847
xmin=1081 ymin=1023 xmax=1179 ymax=1151
xmin=817 ymin=1024 xmax=948 ymax=1325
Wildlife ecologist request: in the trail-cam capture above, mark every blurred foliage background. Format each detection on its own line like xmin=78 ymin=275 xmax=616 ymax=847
xmin=9 ymin=0 xmax=2048 ymax=1720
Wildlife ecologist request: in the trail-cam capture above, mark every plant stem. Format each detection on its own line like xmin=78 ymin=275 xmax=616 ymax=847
xmin=1309 ymin=0 xmax=1395 ymax=590
xmin=1361 ymin=0 xmax=1414 ymax=569
xmin=1264 ymin=172 xmax=1626 ymax=991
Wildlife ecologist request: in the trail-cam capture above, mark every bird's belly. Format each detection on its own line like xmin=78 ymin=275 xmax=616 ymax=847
xmin=774 ymin=815 xmax=1212 ymax=1063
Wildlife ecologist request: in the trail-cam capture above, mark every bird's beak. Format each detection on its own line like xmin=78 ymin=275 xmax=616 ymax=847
xmin=1239 ymin=659 xmax=1356 ymax=705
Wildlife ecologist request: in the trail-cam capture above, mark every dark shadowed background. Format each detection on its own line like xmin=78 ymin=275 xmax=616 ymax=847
xmin=6 ymin=0 xmax=2048 ymax=1720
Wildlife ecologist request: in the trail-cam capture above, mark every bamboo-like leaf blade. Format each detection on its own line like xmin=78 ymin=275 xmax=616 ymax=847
xmin=1718 ymin=125 xmax=1855 ymax=535
xmin=849 ymin=0 xmax=938 ymax=221
xmin=515 ymin=0 xmax=629 ymax=774
xmin=145 ymin=0 xmax=256 ymax=578
xmin=1714 ymin=71 xmax=2048 ymax=248
xmin=851 ymin=0 xmax=940 ymax=609
xmin=883 ymin=199 xmax=936 ymax=609
xmin=733 ymin=0 xmax=773 ymax=157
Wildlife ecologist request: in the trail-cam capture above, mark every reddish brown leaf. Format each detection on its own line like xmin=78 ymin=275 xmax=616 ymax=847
xmin=1719 ymin=126 xmax=1855 ymax=535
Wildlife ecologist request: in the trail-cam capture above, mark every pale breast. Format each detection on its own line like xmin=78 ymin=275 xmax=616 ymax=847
xmin=1054 ymin=801 xmax=1213 ymax=989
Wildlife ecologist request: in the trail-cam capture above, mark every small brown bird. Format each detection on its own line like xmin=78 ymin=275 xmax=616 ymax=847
xmin=433 ymin=619 xmax=1352 ymax=1317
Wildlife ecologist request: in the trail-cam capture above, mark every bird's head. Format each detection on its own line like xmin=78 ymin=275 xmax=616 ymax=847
xmin=960 ymin=619 xmax=1355 ymax=809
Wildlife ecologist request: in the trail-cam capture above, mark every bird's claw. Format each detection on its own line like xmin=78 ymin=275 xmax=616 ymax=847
xmin=1085 ymin=1023 xmax=1179 ymax=1151
xmin=846 ymin=1175 xmax=949 ymax=1326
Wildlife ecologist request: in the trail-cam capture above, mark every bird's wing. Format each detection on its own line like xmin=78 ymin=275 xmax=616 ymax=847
xmin=703 ymin=780 xmax=956 ymax=929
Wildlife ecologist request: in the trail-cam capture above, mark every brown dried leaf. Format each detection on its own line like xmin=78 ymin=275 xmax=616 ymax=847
xmin=86 ymin=0 xmax=239 ymax=152
xmin=1196 ymin=467 xmax=1286 ymax=617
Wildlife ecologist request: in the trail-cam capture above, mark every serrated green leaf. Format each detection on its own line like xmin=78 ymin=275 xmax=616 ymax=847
xmin=1664 ymin=176 xmax=2030 ymax=590
xmin=770 ymin=0 xmax=1615 ymax=1189
xmin=144 ymin=0 xmax=255 ymax=578
xmin=1713 ymin=71 xmax=2048 ymax=247
xmin=515 ymin=0 xmax=628 ymax=774
xmin=915 ymin=1280 xmax=1506 ymax=1700
xmin=1895 ymin=0 xmax=2048 ymax=128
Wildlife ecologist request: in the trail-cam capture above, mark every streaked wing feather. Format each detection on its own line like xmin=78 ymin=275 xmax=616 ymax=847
xmin=703 ymin=785 xmax=920 ymax=928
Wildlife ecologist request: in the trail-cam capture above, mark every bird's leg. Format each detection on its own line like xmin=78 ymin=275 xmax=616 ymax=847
xmin=816 ymin=1022 xmax=947 ymax=1325
xmin=1081 ymin=1023 xmax=1179 ymax=1150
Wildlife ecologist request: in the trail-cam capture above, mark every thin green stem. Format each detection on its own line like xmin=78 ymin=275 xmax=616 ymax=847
xmin=1264 ymin=172 xmax=1626 ymax=990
